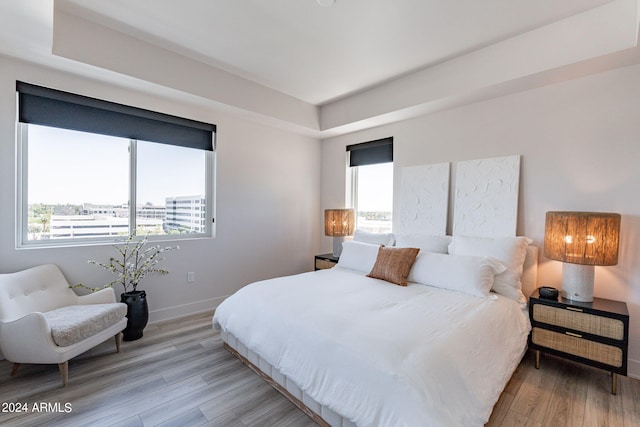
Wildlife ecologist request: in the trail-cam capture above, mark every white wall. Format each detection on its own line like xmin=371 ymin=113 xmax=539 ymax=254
xmin=321 ymin=64 xmax=640 ymax=378
xmin=0 ymin=55 xmax=322 ymax=322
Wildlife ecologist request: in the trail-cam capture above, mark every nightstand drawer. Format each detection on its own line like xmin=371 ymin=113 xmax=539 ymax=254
xmin=532 ymin=327 xmax=623 ymax=368
xmin=532 ymin=304 xmax=624 ymax=340
xmin=314 ymin=254 xmax=339 ymax=270
xmin=315 ymin=259 xmax=337 ymax=270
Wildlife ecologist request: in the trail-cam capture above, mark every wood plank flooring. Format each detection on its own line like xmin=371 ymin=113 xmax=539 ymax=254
xmin=0 ymin=311 xmax=638 ymax=426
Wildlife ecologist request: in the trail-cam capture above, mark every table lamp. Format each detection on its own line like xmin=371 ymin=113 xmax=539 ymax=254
xmin=324 ymin=209 xmax=355 ymax=257
xmin=544 ymin=211 xmax=621 ymax=302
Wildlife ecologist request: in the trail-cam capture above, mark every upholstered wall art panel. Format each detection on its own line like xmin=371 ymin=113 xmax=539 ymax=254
xmin=453 ymin=155 xmax=520 ymax=237
xmin=395 ymin=162 xmax=449 ymax=235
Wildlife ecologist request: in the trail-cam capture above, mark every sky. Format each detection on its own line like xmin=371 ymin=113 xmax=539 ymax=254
xmin=27 ymin=125 xmax=206 ymax=206
xmin=356 ymin=162 xmax=393 ymax=212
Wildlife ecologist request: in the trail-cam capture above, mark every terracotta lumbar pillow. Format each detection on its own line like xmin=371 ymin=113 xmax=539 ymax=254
xmin=367 ymin=246 xmax=420 ymax=286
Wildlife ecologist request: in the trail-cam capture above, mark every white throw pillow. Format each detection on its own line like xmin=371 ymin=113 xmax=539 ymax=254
xmin=448 ymin=236 xmax=532 ymax=302
xmin=353 ymin=230 xmax=395 ymax=246
xmin=409 ymin=252 xmax=507 ymax=298
xmin=336 ymin=240 xmax=381 ymax=273
xmin=394 ymin=233 xmax=451 ymax=254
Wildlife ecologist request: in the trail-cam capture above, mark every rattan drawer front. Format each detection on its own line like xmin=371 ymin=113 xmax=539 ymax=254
xmin=315 ymin=259 xmax=336 ymax=270
xmin=532 ymin=304 xmax=624 ymax=340
xmin=532 ymin=327 xmax=623 ymax=368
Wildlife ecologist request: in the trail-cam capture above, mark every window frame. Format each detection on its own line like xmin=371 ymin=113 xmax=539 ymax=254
xmin=15 ymin=86 xmax=216 ymax=249
xmin=348 ymin=163 xmax=394 ymax=233
xmin=346 ymin=137 xmax=394 ymax=233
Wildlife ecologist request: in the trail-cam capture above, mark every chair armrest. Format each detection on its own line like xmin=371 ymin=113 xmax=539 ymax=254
xmin=77 ymin=287 xmax=117 ymax=304
xmin=0 ymin=313 xmax=58 ymax=363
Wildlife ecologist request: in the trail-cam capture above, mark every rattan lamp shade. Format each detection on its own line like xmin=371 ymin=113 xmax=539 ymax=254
xmin=324 ymin=209 xmax=355 ymax=258
xmin=544 ymin=211 xmax=621 ymax=266
xmin=544 ymin=211 xmax=621 ymax=302
xmin=324 ymin=209 xmax=355 ymax=237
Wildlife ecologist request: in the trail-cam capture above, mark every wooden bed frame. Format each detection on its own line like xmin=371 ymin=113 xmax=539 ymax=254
xmin=223 ymin=342 xmax=332 ymax=427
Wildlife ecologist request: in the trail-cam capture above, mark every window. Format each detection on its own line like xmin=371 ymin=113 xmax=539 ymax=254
xmin=136 ymin=140 xmax=208 ymax=235
xmin=16 ymin=81 xmax=216 ymax=247
xmin=347 ymin=137 xmax=393 ymax=233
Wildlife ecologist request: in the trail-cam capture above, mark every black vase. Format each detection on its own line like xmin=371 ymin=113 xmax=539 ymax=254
xmin=120 ymin=290 xmax=149 ymax=341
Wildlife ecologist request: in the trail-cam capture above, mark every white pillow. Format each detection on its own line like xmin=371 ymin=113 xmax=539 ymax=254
xmin=336 ymin=240 xmax=381 ymax=273
xmin=448 ymin=236 xmax=532 ymax=302
xmin=409 ymin=252 xmax=507 ymax=298
xmin=394 ymin=233 xmax=451 ymax=254
xmin=353 ymin=230 xmax=395 ymax=246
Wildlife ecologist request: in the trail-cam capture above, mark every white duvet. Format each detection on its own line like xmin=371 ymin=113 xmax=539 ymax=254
xmin=213 ymin=267 xmax=531 ymax=427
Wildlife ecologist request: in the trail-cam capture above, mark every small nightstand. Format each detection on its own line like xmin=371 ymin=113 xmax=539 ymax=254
xmin=528 ymin=289 xmax=629 ymax=394
xmin=314 ymin=253 xmax=339 ymax=270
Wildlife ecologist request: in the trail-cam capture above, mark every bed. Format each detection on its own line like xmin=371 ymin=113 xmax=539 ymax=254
xmin=213 ymin=235 xmax=538 ymax=427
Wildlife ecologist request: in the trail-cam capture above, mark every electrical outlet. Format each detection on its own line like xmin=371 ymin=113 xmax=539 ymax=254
xmin=187 ymin=272 xmax=195 ymax=283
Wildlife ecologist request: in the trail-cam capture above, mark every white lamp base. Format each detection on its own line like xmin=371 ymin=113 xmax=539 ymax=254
xmin=561 ymin=263 xmax=595 ymax=302
xmin=332 ymin=237 xmax=345 ymax=258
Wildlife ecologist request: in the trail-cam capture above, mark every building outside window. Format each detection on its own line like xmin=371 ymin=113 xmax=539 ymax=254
xmin=165 ymin=195 xmax=207 ymax=234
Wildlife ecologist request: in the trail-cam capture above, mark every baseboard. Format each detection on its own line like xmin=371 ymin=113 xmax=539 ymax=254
xmin=148 ymin=295 xmax=228 ymax=324
xmin=627 ymin=358 xmax=640 ymax=380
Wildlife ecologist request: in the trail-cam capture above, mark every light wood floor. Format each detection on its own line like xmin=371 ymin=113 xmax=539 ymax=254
xmin=0 ymin=311 xmax=638 ymax=426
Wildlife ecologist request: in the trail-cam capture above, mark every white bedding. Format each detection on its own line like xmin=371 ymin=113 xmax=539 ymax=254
xmin=213 ymin=267 xmax=531 ymax=427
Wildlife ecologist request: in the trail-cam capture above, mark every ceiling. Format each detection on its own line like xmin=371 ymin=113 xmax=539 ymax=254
xmin=60 ymin=0 xmax=618 ymax=105
xmin=0 ymin=0 xmax=638 ymax=135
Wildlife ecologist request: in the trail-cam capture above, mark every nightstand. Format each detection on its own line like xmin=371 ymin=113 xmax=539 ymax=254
xmin=314 ymin=253 xmax=339 ymax=270
xmin=528 ymin=289 xmax=629 ymax=394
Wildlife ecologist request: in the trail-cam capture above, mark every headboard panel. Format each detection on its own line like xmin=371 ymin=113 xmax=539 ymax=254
xmin=393 ymin=154 xmax=537 ymax=298
xmin=452 ymin=155 xmax=521 ymax=237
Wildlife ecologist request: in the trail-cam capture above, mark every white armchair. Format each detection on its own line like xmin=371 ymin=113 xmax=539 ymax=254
xmin=0 ymin=264 xmax=127 ymax=386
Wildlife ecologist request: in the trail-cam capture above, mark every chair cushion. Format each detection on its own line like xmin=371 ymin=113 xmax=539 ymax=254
xmin=43 ymin=303 xmax=128 ymax=347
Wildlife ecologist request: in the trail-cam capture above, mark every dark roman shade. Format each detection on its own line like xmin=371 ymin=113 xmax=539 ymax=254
xmin=16 ymin=81 xmax=216 ymax=151
xmin=346 ymin=137 xmax=393 ymax=167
